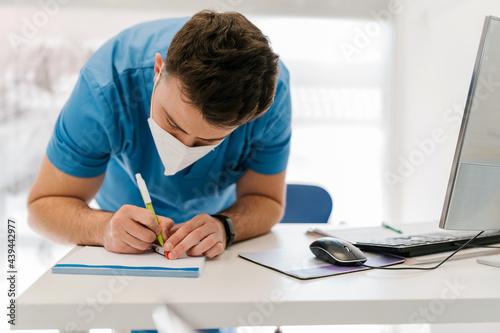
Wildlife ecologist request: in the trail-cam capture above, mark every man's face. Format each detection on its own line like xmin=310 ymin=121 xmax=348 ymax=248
xmin=151 ymin=75 xmax=236 ymax=148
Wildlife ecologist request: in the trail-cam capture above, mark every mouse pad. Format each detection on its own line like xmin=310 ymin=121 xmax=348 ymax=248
xmin=238 ymin=248 xmax=405 ymax=280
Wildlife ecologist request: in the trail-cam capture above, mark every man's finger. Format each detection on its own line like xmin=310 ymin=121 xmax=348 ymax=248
xmin=163 ymin=218 xmax=203 ymax=252
xmin=167 ymin=224 xmax=211 ymax=260
xmin=120 ymin=231 xmax=152 ymax=253
xmin=123 ymin=205 xmax=161 ymax=234
xmin=110 ymin=227 xmax=151 ymax=253
xmin=187 ymin=233 xmax=219 ymax=256
xmin=157 ymin=216 xmax=174 ymax=241
xmin=169 ymin=222 xmax=183 ymax=234
xmin=203 ymin=241 xmax=225 ymax=259
xmin=117 ymin=213 xmax=157 ymax=243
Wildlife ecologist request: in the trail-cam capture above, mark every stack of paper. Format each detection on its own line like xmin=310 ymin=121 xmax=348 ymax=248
xmin=52 ymin=246 xmax=205 ymax=278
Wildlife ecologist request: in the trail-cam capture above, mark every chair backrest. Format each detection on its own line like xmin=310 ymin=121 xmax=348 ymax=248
xmin=280 ymin=184 xmax=333 ymax=223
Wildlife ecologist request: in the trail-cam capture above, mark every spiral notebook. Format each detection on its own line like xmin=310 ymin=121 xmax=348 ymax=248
xmin=52 ymin=245 xmax=205 ymax=278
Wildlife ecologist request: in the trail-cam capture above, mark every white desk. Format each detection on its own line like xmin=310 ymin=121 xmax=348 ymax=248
xmin=14 ymin=224 xmax=500 ymax=331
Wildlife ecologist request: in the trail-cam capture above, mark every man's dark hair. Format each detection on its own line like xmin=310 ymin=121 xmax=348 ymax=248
xmin=164 ymin=10 xmax=279 ymax=128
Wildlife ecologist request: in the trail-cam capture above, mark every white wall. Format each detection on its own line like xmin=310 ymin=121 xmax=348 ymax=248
xmin=390 ymin=0 xmax=500 ymax=224
xmin=5 ymin=0 xmax=499 ymax=229
xmin=1 ymin=1 xmax=394 ymax=230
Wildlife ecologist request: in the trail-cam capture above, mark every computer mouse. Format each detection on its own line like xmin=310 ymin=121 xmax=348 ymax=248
xmin=309 ymin=237 xmax=368 ymax=266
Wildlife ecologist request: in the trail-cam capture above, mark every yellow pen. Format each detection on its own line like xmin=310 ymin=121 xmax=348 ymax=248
xmin=135 ymin=173 xmax=164 ymax=246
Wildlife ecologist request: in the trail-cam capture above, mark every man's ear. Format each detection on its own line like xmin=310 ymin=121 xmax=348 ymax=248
xmin=154 ymin=53 xmax=164 ymax=81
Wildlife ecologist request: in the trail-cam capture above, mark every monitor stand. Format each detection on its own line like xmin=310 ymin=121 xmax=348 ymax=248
xmin=477 ymin=257 xmax=500 ymax=268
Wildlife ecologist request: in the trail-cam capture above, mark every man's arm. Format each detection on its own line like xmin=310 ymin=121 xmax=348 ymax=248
xmin=222 ymin=169 xmax=286 ymax=242
xmin=27 ymin=155 xmax=172 ymax=253
xmin=164 ymin=169 xmax=286 ymax=259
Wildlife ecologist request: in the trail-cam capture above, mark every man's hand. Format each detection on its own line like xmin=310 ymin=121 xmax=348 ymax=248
xmin=102 ymin=204 xmax=173 ymax=254
xmin=164 ymin=213 xmax=227 ymax=260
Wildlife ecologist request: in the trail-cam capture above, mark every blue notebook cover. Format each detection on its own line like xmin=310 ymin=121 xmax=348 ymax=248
xmin=52 ymin=246 xmax=205 ymax=278
xmin=239 ymin=248 xmax=404 ymax=280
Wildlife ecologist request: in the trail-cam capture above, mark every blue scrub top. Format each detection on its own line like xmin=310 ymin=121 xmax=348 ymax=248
xmin=46 ymin=17 xmax=291 ymax=223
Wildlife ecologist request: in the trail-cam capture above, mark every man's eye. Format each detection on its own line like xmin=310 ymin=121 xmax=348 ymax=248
xmin=166 ymin=117 xmax=178 ymax=129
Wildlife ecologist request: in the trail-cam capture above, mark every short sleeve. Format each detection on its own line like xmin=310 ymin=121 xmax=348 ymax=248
xmin=247 ymin=66 xmax=292 ymax=175
xmin=46 ymin=71 xmax=113 ymax=178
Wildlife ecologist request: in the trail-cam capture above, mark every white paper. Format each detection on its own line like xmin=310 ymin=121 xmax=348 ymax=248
xmin=57 ymin=246 xmax=204 ymax=269
xmin=53 ymin=246 xmax=205 ymax=277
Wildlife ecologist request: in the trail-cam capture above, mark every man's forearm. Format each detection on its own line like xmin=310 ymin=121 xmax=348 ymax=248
xmin=220 ymin=194 xmax=284 ymax=243
xmin=27 ymin=196 xmax=112 ymax=246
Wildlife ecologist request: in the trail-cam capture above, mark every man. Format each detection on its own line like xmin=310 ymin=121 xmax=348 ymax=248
xmin=27 ymin=10 xmax=291 ymax=261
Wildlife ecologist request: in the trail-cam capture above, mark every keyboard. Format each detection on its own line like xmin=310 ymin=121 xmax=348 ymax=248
xmin=355 ymin=229 xmax=500 ymax=257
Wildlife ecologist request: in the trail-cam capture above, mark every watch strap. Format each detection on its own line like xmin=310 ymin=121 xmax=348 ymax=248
xmin=211 ymin=214 xmax=235 ymax=247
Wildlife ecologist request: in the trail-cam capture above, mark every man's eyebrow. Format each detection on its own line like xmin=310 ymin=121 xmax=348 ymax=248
xmin=158 ymin=102 xmax=230 ymax=142
xmin=198 ymin=133 xmax=230 ymax=142
xmin=159 ymin=102 xmax=189 ymax=135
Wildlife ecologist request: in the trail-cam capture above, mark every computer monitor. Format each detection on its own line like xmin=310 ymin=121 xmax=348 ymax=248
xmin=440 ymin=15 xmax=500 ymax=233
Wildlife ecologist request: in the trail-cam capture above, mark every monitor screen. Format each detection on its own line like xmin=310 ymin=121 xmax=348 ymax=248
xmin=440 ymin=15 xmax=500 ymax=231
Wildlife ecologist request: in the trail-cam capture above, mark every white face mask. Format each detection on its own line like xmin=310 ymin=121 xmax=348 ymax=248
xmin=148 ymin=63 xmax=222 ymax=176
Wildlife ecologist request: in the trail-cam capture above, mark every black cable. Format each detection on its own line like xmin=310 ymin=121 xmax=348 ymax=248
xmin=361 ymin=231 xmax=485 ymax=271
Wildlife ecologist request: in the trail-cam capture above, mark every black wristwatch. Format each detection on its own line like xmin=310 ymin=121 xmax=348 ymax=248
xmin=211 ymin=214 xmax=235 ymax=247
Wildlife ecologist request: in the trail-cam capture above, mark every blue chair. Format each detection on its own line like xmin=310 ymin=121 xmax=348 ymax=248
xmin=280 ymin=184 xmax=333 ymax=224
